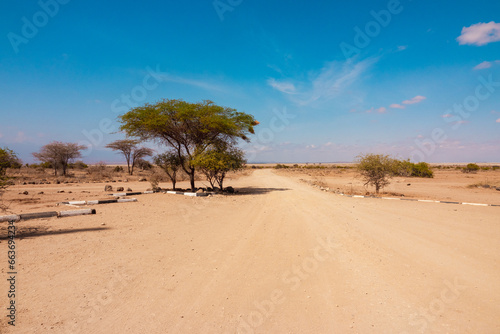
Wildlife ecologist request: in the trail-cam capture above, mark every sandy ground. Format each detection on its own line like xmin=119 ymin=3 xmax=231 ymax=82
xmin=276 ymin=168 xmax=500 ymax=205
xmin=0 ymin=169 xmax=499 ymax=333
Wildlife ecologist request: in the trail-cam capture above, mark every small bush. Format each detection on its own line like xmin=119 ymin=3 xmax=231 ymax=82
xmin=392 ymin=159 xmax=433 ymax=178
xmin=69 ymin=160 xmax=88 ymax=169
xmin=274 ymin=164 xmax=289 ymax=169
xmin=463 ymin=163 xmax=480 ymax=173
xmin=113 ymin=166 xmax=124 ymax=172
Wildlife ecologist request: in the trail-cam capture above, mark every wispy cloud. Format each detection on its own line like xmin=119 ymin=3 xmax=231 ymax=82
xmin=389 ymin=103 xmax=405 ymax=109
xmin=402 ymin=95 xmax=426 ymax=105
xmin=376 ymin=107 xmax=387 ymax=113
xmin=267 ymin=78 xmax=296 ymax=94
xmin=457 ymin=21 xmax=500 ymax=46
xmin=442 ymin=113 xmax=453 ymax=118
xmin=496 ymin=118 xmax=500 ymax=123
xmin=473 ymin=60 xmax=500 ymax=70
xmin=268 ymin=57 xmax=378 ymax=106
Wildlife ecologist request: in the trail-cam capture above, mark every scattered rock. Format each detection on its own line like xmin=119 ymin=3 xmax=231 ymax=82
xmin=127 ymin=188 xmax=133 ymax=192
xmin=20 ymin=191 xmax=29 ymax=195
xmin=38 ymin=191 xmax=44 ymax=195
xmin=225 ymin=186 xmax=235 ymax=194
xmin=139 ymin=178 xmax=147 ymax=182
xmin=196 ymin=188 xmax=205 ymax=194
xmin=117 ymin=187 xmax=124 ymax=192
xmin=146 ymin=188 xmax=152 ymax=191
xmin=407 ymin=184 xmax=411 ymax=186
xmin=104 ymin=185 xmax=113 ymax=192
xmin=57 ymin=190 xmax=65 ymax=193
xmin=68 ymin=191 xmax=72 ymax=194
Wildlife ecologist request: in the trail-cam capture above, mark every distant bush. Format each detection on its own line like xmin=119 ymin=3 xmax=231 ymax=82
xmin=463 ymin=163 xmax=480 ymax=173
xmin=392 ymin=159 xmax=433 ymax=178
xmin=113 ymin=166 xmax=124 ymax=172
xmin=492 ymin=166 xmax=499 ymax=171
xmin=136 ymin=158 xmax=153 ymax=170
xmin=69 ymin=160 xmax=88 ymax=169
xmin=274 ymin=164 xmax=289 ymax=169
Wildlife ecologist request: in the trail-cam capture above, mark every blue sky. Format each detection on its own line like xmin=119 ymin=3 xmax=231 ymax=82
xmin=1 ymin=0 xmax=499 ymax=163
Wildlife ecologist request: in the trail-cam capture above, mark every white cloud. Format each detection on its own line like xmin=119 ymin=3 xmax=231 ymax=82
xmin=496 ymin=118 xmax=500 ymax=123
xmin=365 ymin=107 xmax=374 ymax=113
xmin=457 ymin=21 xmax=500 ymax=46
xmin=268 ymin=57 xmax=378 ymax=106
xmin=376 ymin=107 xmax=387 ymax=113
xmin=389 ymin=103 xmax=405 ymax=109
xmin=397 ymin=45 xmax=407 ymax=51
xmin=402 ymin=95 xmax=426 ymax=105
xmin=473 ymin=60 xmax=500 ymax=70
xmin=442 ymin=113 xmax=453 ymax=118
xmin=267 ymin=78 xmax=296 ymax=94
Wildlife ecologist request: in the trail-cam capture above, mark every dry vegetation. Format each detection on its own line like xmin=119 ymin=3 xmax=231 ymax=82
xmin=273 ymin=164 xmax=500 ymax=205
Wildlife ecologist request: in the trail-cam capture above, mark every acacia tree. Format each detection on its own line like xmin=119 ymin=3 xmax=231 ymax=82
xmin=0 ymin=147 xmax=21 ymax=176
xmin=193 ymin=145 xmax=245 ymax=190
xmin=119 ymin=99 xmax=258 ymax=191
xmin=33 ymin=142 xmax=86 ymax=176
xmin=154 ymin=151 xmax=183 ymax=190
xmin=105 ymin=139 xmax=154 ymax=175
xmin=356 ymin=153 xmax=395 ymax=194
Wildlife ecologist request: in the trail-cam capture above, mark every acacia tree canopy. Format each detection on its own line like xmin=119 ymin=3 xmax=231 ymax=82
xmin=0 ymin=147 xmax=21 ymax=176
xmin=193 ymin=144 xmax=245 ymax=191
xmin=356 ymin=153 xmax=395 ymax=194
xmin=33 ymin=141 xmax=86 ymax=176
xmin=119 ymin=99 xmax=257 ymax=191
xmin=105 ymin=139 xmax=153 ymax=175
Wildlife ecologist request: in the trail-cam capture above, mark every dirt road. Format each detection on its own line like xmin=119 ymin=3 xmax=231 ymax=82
xmin=1 ymin=169 xmax=499 ymax=333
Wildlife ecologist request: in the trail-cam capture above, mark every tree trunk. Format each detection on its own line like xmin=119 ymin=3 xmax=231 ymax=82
xmin=189 ymin=168 xmax=196 ymax=191
xmin=376 ymin=184 xmax=380 ymax=194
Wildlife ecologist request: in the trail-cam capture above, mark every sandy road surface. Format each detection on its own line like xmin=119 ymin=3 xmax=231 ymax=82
xmin=1 ymin=169 xmax=499 ymax=333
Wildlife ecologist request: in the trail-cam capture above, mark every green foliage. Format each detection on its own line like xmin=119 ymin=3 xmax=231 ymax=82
xmin=274 ymin=164 xmax=290 ymax=169
xmin=193 ymin=145 xmax=246 ymax=190
xmin=0 ymin=147 xmax=21 ymax=175
xmin=119 ymin=99 xmax=257 ymax=191
xmin=392 ymin=159 xmax=433 ymax=178
xmin=492 ymin=166 xmax=499 ymax=171
xmin=136 ymin=158 xmax=153 ymax=170
xmin=411 ymin=162 xmax=434 ymax=178
xmin=356 ymin=153 xmax=394 ymax=194
xmin=69 ymin=160 xmax=88 ymax=169
xmin=154 ymin=151 xmax=184 ymax=190
xmin=463 ymin=163 xmax=480 ymax=173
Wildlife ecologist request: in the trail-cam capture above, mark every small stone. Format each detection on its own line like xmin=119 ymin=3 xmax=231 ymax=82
xmin=117 ymin=187 xmax=124 ymax=192
xmin=127 ymin=187 xmax=133 ymax=192
xmin=57 ymin=190 xmax=65 ymax=193
xmin=104 ymin=185 xmax=113 ymax=192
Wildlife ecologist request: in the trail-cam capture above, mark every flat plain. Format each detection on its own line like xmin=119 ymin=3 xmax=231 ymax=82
xmin=0 ymin=167 xmax=499 ymax=333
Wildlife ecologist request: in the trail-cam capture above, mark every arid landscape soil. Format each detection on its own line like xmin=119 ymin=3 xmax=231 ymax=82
xmin=1 ymin=168 xmax=499 ymax=333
